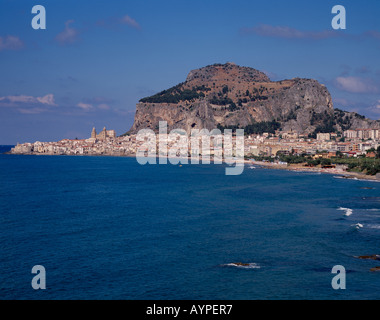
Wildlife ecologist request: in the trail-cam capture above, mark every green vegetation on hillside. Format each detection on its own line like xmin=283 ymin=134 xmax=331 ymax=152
xmin=139 ymin=84 xmax=211 ymax=103
xmin=333 ymin=108 xmax=366 ymax=131
xmin=308 ymin=110 xmax=335 ymax=138
xmin=218 ymin=120 xmax=281 ymax=135
xmin=209 ymin=96 xmax=234 ymax=106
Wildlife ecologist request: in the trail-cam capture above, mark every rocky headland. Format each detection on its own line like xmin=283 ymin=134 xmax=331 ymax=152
xmin=128 ymin=62 xmax=380 ymax=135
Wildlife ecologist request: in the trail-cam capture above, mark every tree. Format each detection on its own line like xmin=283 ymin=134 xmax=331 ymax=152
xmin=336 ymin=151 xmax=343 ymax=158
xmin=321 ymin=158 xmax=332 ymax=166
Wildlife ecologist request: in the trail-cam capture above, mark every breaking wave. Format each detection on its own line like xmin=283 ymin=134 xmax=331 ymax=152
xmin=338 ymin=207 xmax=353 ymax=217
xmin=351 ymin=223 xmax=364 ymax=230
xmin=333 ymin=175 xmax=380 ymax=183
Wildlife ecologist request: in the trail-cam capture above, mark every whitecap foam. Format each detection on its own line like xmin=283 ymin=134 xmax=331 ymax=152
xmin=333 ymin=176 xmax=380 ymax=183
xmin=223 ymin=263 xmax=260 ymax=269
xmin=351 ymin=223 xmax=364 ymax=230
xmin=356 ymin=179 xmax=380 ymax=183
xmin=338 ymin=207 xmax=353 ymax=217
xmin=367 ymin=224 xmax=380 ymax=229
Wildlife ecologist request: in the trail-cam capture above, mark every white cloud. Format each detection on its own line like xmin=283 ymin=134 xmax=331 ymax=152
xmin=0 ymin=35 xmax=24 ymax=51
xmin=0 ymin=94 xmax=57 ymax=106
xmin=334 ymin=76 xmax=378 ymax=94
xmin=241 ymin=24 xmax=338 ymax=39
xmin=77 ymin=102 xmax=93 ymax=111
xmin=121 ymin=15 xmax=141 ymax=29
xmin=0 ymin=94 xmax=57 ymax=114
xmin=55 ymin=20 xmax=78 ymax=45
xmin=36 ymin=94 xmax=56 ymax=105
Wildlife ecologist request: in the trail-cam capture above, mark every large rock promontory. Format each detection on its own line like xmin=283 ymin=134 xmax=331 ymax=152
xmin=128 ymin=63 xmax=379 ymax=135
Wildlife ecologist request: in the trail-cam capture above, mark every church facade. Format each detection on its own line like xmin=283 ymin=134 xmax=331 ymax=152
xmin=90 ymin=127 xmax=116 ymax=141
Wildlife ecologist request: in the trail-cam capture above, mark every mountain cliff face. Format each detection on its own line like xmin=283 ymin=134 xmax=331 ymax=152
xmin=128 ymin=63 xmax=378 ymax=135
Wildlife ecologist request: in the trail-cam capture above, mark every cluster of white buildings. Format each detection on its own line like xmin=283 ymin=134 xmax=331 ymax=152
xmin=343 ymin=129 xmax=380 ymax=141
xmin=9 ymin=126 xmax=380 ymax=159
xmin=11 ymin=128 xmax=137 ymax=156
xmin=245 ymin=129 xmax=379 ymax=158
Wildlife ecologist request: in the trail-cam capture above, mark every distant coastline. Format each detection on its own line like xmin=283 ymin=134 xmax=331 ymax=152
xmin=5 ymin=123 xmax=380 ymax=181
xmin=4 ymin=145 xmax=380 ymax=182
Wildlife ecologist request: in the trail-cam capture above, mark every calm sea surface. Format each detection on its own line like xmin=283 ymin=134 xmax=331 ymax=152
xmin=0 ymin=154 xmax=379 ymax=300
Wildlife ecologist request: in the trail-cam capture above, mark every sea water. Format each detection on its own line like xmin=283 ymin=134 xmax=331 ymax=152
xmin=0 ymin=154 xmax=379 ymax=300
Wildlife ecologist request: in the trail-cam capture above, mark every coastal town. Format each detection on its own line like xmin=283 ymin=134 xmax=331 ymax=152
xmin=10 ymin=126 xmax=380 ymax=160
xmin=8 ymin=62 xmax=380 ymax=179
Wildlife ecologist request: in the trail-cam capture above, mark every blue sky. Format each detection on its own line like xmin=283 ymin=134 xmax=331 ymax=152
xmin=1 ymin=0 xmax=380 ymax=144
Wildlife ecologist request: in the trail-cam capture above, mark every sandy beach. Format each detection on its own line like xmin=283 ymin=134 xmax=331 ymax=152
xmin=247 ymin=159 xmax=380 ymax=182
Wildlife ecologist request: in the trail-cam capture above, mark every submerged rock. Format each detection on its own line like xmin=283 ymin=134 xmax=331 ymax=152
xmin=357 ymin=255 xmax=380 ymax=261
xmin=222 ymin=262 xmax=261 ymax=269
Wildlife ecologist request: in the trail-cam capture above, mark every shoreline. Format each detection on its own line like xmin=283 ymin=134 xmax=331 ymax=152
xmin=247 ymin=159 xmax=380 ymax=182
xmin=3 ymin=151 xmax=380 ymax=182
